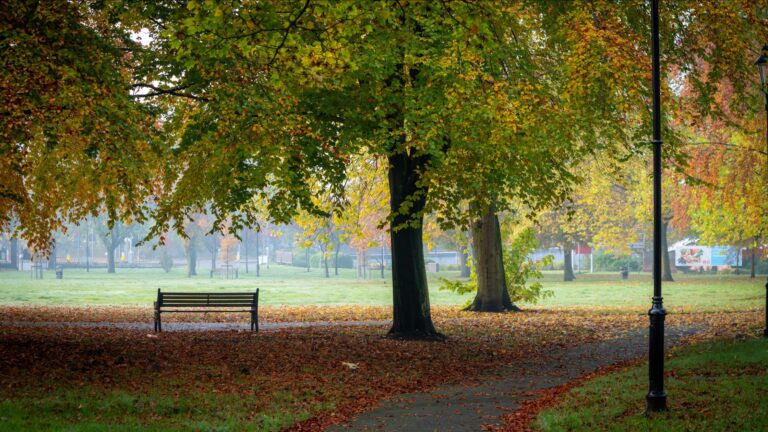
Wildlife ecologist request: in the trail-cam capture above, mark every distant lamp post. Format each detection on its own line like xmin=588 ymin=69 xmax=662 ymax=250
xmin=755 ymin=44 xmax=768 ymax=338
xmin=647 ymin=0 xmax=667 ymax=412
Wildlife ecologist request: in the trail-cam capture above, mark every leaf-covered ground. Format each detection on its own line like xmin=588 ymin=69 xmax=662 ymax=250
xmin=0 ymin=306 xmax=763 ymax=431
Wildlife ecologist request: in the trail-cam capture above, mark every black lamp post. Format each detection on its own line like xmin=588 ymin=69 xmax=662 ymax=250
xmin=755 ymin=45 xmax=768 ymax=338
xmin=646 ymin=0 xmax=667 ymax=413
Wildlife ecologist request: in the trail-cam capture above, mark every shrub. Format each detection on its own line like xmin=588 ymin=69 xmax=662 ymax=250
xmin=439 ymin=228 xmax=553 ymax=306
xmin=159 ymin=251 xmax=173 ymax=273
xmin=593 ymin=250 xmax=641 ymax=272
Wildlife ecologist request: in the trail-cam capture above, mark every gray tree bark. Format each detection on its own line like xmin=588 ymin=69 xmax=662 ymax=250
xmin=466 ymin=207 xmax=520 ymax=312
xmin=661 ymin=219 xmax=674 ymax=282
xmin=563 ymin=245 xmax=575 ymax=281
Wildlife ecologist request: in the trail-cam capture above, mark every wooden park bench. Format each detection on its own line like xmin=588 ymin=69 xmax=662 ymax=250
xmin=153 ymin=289 xmax=259 ymax=332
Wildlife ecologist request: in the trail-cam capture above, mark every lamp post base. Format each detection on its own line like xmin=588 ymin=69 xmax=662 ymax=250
xmin=647 ymin=300 xmax=666 ymax=413
xmin=646 ymin=391 xmax=668 ymax=412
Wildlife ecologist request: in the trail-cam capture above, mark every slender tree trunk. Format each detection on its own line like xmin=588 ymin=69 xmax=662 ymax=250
xmin=459 ymin=242 xmax=471 ymax=278
xmin=334 ymin=243 xmax=340 ymax=276
xmin=306 ymin=248 xmax=310 ymax=272
xmin=387 ymin=151 xmax=440 ymax=339
xmin=48 ymin=243 xmax=57 ymax=269
xmin=255 ymin=230 xmax=260 ymax=277
xmin=357 ymin=249 xmax=367 ymax=278
xmin=323 ymin=252 xmax=330 ymax=278
xmin=244 ymin=230 xmax=249 ymax=273
xmin=187 ymin=246 xmax=197 ymax=277
xmin=751 ymin=237 xmax=757 ymax=279
xmin=661 ymin=219 xmax=674 ymax=282
xmin=210 ymin=248 xmax=217 ymax=275
xmin=107 ymin=244 xmax=116 ymax=273
xmin=10 ymin=238 xmax=18 ymax=270
xmin=563 ymin=244 xmax=575 ymax=281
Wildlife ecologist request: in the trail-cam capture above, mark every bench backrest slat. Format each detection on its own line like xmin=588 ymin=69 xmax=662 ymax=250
xmin=157 ymin=291 xmax=258 ymax=308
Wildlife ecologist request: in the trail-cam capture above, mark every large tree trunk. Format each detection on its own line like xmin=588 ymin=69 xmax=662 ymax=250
xmin=563 ymin=244 xmax=575 ymax=281
xmin=466 ymin=207 xmax=519 ymax=312
xmin=387 ymin=151 xmax=440 ymax=339
xmin=10 ymin=238 xmax=18 ymax=270
xmin=661 ymin=219 xmax=674 ymax=282
xmin=186 ymin=245 xmax=197 ymax=277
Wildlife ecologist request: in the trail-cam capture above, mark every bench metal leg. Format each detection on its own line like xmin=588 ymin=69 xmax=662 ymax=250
xmin=155 ymin=312 xmax=162 ymax=332
xmin=250 ymin=311 xmax=258 ymax=332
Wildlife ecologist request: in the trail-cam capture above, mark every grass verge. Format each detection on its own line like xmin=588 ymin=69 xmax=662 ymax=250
xmin=534 ymin=336 xmax=768 ymax=431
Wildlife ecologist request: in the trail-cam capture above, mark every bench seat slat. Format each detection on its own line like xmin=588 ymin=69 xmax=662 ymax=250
xmin=160 ymin=303 xmax=254 ymax=307
xmin=161 ymin=294 xmax=255 ymax=298
xmin=161 ymin=309 xmax=254 ymax=313
xmin=160 ymin=292 xmax=256 ymax=297
xmin=160 ymin=298 xmax=255 ymax=302
xmin=161 ymin=295 xmax=253 ymax=300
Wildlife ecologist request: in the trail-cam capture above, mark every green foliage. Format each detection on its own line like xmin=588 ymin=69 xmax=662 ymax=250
xmin=593 ymin=251 xmax=641 ymax=272
xmin=503 ymin=229 xmax=554 ymax=304
xmin=440 ymin=228 xmax=553 ymax=304
xmin=159 ymin=251 xmax=174 ymax=273
xmin=309 ymin=253 xmax=354 ymax=269
xmin=1 ymin=0 xmax=161 ymax=252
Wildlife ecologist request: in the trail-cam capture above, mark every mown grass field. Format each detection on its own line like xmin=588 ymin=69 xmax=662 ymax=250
xmin=534 ymin=336 xmax=768 ymax=432
xmin=0 ymin=265 xmax=763 ymax=311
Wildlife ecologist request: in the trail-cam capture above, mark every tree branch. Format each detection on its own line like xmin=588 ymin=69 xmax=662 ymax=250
xmin=683 ymin=141 xmax=768 ymax=156
xmin=267 ymin=0 xmax=311 ymax=66
xmin=130 ymin=84 xmax=209 ymax=102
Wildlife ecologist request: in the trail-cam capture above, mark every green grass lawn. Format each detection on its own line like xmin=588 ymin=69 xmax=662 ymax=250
xmin=534 ymin=336 xmax=768 ymax=431
xmin=0 ymin=265 xmax=763 ymax=311
xmin=0 ymin=387 xmax=327 ymax=432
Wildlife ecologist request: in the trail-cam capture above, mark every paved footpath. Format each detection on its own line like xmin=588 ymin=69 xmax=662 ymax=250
xmin=327 ymin=326 xmax=700 ymax=432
